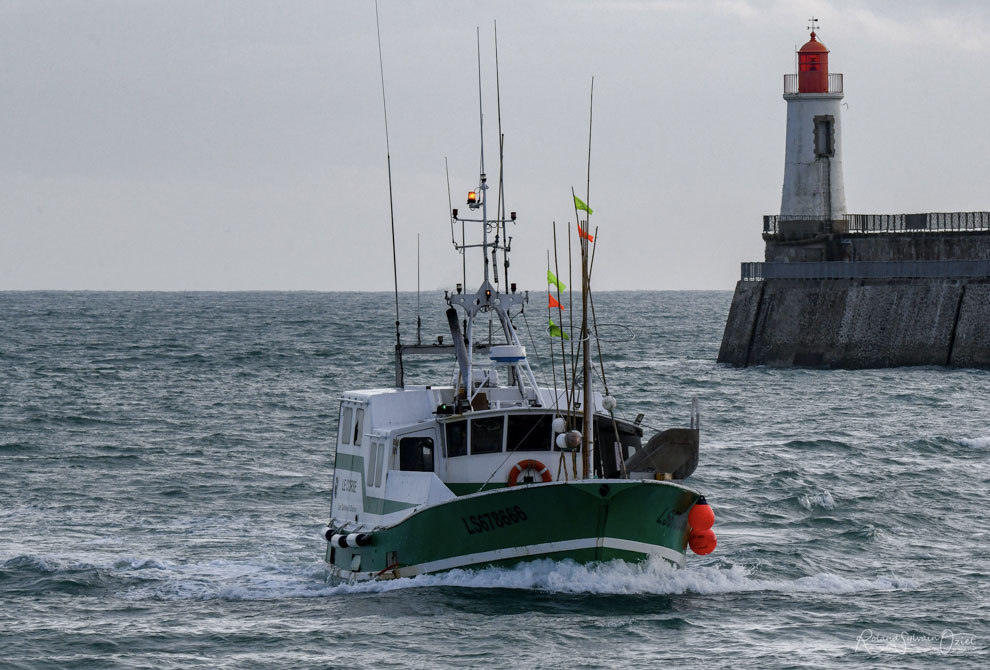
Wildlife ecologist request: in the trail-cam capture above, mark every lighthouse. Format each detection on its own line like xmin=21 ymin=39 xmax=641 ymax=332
xmin=779 ymin=28 xmax=846 ymax=222
xmin=720 ymin=24 xmax=990 ymax=370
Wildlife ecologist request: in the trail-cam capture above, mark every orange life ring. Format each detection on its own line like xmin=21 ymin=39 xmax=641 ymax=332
xmin=507 ymin=459 xmax=552 ymax=486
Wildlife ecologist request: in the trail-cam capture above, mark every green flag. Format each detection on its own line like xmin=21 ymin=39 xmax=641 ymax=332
xmin=573 ymin=195 xmax=594 ymax=215
xmin=549 ymin=318 xmax=569 ymax=340
xmin=547 ymin=269 xmax=566 ymax=292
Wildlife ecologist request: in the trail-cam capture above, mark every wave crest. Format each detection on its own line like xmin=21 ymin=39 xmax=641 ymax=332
xmin=799 ymin=490 xmax=836 ymax=511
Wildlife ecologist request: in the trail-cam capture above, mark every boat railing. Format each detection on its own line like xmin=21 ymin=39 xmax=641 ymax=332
xmin=395 ymin=341 xmax=490 ymax=388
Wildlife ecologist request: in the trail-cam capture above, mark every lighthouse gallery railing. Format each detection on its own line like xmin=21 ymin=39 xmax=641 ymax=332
xmin=783 ymin=72 xmax=843 ymax=95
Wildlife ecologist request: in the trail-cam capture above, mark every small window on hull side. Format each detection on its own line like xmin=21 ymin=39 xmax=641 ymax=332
xmin=340 ymin=407 xmax=353 ymax=445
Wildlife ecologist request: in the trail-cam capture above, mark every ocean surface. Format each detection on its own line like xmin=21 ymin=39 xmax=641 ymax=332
xmin=1 ymin=290 xmax=987 ymax=669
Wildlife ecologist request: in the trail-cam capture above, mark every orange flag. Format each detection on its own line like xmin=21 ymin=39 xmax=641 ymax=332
xmin=578 ymin=225 xmax=594 ymax=242
xmin=548 ymin=293 xmax=564 ymax=310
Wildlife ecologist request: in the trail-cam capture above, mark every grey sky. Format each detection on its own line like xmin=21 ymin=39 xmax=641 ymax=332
xmin=3 ymin=1 xmax=989 ymax=291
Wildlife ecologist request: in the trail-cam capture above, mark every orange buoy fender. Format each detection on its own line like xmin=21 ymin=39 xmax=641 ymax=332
xmin=507 ymin=459 xmax=552 ymax=486
xmin=689 ymin=528 xmax=717 ymax=555
xmin=688 ymin=495 xmax=715 ymax=531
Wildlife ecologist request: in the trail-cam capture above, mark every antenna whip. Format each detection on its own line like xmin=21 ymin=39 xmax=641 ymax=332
xmin=375 ymin=0 xmax=402 ymax=373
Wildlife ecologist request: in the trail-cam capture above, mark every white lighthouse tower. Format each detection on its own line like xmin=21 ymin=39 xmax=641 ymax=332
xmin=780 ymin=27 xmax=846 ymax=222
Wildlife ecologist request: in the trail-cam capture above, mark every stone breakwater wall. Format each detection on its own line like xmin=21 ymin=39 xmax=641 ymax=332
xmin=717 ymin=278 xmax=990 ymax=368
xmin=765 ymin=231 xmax=990 ymax=264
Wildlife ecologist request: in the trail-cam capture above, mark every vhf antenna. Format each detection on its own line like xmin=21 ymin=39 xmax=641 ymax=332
xmin=475 ymin=26 xmax=489 ymax=285
xmin=375 ymin=0 xmax=403 ymax=383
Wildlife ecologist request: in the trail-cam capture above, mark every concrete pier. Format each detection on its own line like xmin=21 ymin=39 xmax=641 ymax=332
xmin=718 ymin=276 xmax=990 ymax=368
xmin=718 ymin=215 xmax=990 ymax=369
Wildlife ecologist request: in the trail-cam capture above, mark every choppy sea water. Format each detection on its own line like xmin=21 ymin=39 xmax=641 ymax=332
xmin=1 ymin=290 xmax=987 ymax=669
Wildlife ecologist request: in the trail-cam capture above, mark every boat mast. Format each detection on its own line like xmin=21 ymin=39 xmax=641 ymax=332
xmin=445 ymin=28 xmax=540 ymax=408
xmin=580 ymin=78 xmax=595 ymax=478
xmin=578 ymin=189 xmax=592 ymax=479
xmin=464 ymin=27 xmax=489 ymax=397
xmin=391 ymin=27 xmax=539 ymax=402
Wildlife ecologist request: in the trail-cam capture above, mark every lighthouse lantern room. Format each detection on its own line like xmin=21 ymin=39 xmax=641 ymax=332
xmin=798 ymin=32 xmax=829 ymax=93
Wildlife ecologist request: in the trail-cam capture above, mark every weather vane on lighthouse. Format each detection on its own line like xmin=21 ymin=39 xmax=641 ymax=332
xmin=807 ymin=16 xmax=820 ymax=33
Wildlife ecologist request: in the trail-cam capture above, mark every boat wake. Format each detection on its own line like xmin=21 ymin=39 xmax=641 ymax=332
xmin=3 ymin=553 xmax=918 ymax=601
xmin=329 ymin=557 xmax=918 ymax=597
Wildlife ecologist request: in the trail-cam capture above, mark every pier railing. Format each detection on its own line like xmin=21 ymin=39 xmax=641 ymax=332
xmin=783 ymin=73 xmax=843 ymax=95
xmin=763 ymin=212 xmax=990 ymax=235
xmin=741 ymin=259 xmax=990 ymax=281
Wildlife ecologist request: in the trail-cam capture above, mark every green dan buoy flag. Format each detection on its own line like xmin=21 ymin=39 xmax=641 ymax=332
xmin=549 ymin=318 xmax=569 ymax=340
xmin=573 ymin=195 xmax=593 ymax=215
xmin=547 ymin=269 xmax=566 ymax=292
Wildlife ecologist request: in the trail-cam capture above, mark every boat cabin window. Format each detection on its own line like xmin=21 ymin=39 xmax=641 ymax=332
xmin=507 ymin=414 xmax=553 ymax=451
xmin=471 ymin=416 xmax=504 ymax=454
xmin=445 ymin=420 xmax=467 ymax=457
xmin=374 ymin=442 xmax=386 ymax=487
xmin=340 ymin=407 xmax=353 ymax=445
xmin=353 ymin=408 xmax=364 ymax=446
xmin=367 ymin=436 xmax=378 ymax=482
xmin=400 ymin=437 xmax=435 ymax=472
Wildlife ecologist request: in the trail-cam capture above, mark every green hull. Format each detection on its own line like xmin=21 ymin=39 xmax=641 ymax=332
xmin=325 ymin=479 xmax=699 ymax=582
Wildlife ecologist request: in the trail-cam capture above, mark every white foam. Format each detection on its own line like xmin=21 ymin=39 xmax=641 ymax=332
xmin=959 ymin=436 xmax=990 ymax=449
xmin=323 ymin=558 xmax=918 ymax=597
xmin=799 ymin=490 xmax=836 ymax=511
xmin=12 ymin=550 xmax=918 ymax=601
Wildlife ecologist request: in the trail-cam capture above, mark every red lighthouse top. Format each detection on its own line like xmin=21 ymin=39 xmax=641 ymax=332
xmin=798 ymin=32 xmax=829 ymax=93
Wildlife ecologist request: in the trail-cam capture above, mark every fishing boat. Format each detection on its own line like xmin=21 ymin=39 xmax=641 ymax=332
xmin=323 ymin=36 xmax=715 ymax=584
xmin=323 ymin=186 xmax=718 ymax=585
